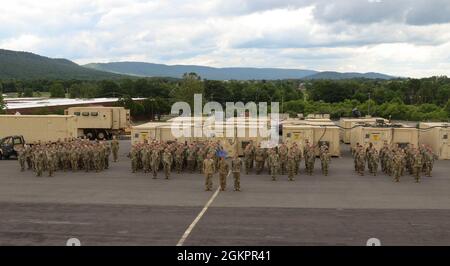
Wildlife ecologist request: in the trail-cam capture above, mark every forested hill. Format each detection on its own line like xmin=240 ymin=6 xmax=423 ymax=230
xmin=84 ymin=61 xmax=396 ymax=80
xmin=83 ymin=62 xmax=319 ymax=80
xmin=0 ymin=49 xmax=124 ymax=80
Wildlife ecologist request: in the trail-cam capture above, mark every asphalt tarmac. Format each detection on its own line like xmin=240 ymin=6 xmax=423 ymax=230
xmin=0 ymin=141 xmax=449 ymax=246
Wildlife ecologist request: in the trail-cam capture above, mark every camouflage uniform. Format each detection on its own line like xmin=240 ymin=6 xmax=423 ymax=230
xmin=151 ymin=149 xmax=161 ymax=179
xmin=278 ymin=144 xmax=288 ymax=174
xmin=17 ymin=147 xmax=26 ymax=171
xmin=162 ymin=149 xmax=173 ymax=179
xmin=243 ymin=144 xmax=254 ymax=174
xmin=203 ymin=157 xmax=216 ymax=191
xmin=287 ymin=151 xmax=296 ymax=181
xmin=254 ymin=146 xmax=265 ymax=175
xmin=218 ymin=158 xmax=229 ymax=191
xmin=130 ymin=147 xmax=138 ymax=173
xmin=413 ymin=151 xmax=423 ymax=183
xmin=269 ymin=150 xmax=280 ymax=181
xmin=306 ymin=146 xmax=316 ymax=175
xmin=319 ymin=145 xmax=330 ymax=176
xmin=111 ymin=137 xmax=120 ymax=162
xmin=231 ymin=156 xmax=242 ymax=191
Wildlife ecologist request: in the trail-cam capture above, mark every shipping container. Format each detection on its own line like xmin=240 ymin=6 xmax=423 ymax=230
xmin=419 ymin=122 xmax=450 ymax=159
xmin=340 ymin=117 xmax=389 ymax=143
xmin=350 ymin=125 xmax=418 ymax=151
xmin=0 ymin=115 xmax=78 ymax=143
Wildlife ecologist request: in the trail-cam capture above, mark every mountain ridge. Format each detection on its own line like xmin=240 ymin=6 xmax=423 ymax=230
xmin=84 ymin=61 xmax=396 ymax=80
xmin=0 ymin=49 xmax=124 ymax=80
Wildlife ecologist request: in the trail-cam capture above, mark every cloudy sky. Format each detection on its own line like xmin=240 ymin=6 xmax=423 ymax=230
xmin=1 ymin=0 xmax=450 ymax=77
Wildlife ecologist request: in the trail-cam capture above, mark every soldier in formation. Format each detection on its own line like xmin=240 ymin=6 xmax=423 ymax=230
xmin=231 ymin=154 xmax=242 ymax=191
xmin=354 ymin=142 xmax=437 ymax=183
xmin=319 ymin=144 xmax=331 ymax=176
xmin=18 ymin=138 xmax=113 ymax=177
xmin=129 ymin=139 xmax=223 ymax=181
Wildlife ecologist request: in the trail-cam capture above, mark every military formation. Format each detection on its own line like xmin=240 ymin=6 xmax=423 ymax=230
xmin=128 ymin=139 xmax=242 ymax=191
xmin=16 ymin=136 xmax=120 ymax=177
xmin=352 ymin=141 xmax=437 ymax=182
xmin=243 ymin=141 xmax=331 ymax=180
xmin=129 ymin=139 xmax=332 ymax=191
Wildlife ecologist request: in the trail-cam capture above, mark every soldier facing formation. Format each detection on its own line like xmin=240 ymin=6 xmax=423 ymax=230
xmin=353 ymin=141 xmax=437 ymax=183
xmin=16 ymin=138 xmax=115 ymax=177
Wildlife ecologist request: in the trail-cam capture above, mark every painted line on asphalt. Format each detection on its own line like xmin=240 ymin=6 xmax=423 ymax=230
xmin=176 ymin=170 xmax=230 ymax=246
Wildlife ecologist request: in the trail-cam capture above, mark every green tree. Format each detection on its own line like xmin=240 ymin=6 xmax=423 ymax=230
xmin=23 ymin=88 xmax=33 ymax=97
xmin=49 ymin=82 xmax=66 ymax=98
xmin=0 ymin=93 xmax=5 ymax=114
xmin=444 ymin=100 xmax=450 ymax=116
xmin=172 ymin=73 xmax=204 ymax=111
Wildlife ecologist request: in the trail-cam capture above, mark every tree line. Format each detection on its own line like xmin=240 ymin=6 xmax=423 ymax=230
xmin=1 ymin=75 xmax=449 ymax=121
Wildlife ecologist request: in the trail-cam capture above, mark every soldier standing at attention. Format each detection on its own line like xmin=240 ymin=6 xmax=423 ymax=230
xmin=279 ymin=143 xmax=288 ymax=175
xmin=413 ymin=149 xmax=423 ymax=183
xmin=392 ymin=150 xmax=403 ymax=182
xmin=270 ymin=148 xmax=280 ymax=181
xmin=203 ymin=154 xmax=216 ymax=191
xmin=197 ymin=146 xmax=206 ymax=174
xmin=306 ymin=145 xmax=316 ymax=176
xmin=291 ymin=143 xmax=301 ymax=175
xmin=46 ymin=147 xmax=55 ymax=177
xmin=254 ymin=144 xmax=265 ymax=175
xmin=231 ymin=154 xmax=242 ymax=191
xmin=244 ymin=143 xmax=254 ymax=174
xmin=141 ymin=145 xmax=150 ymax=173
xmin=130 ymin=146 xmax=138 ymax=173
xmin=17 ymin=146 xmax=26 ymax=172
xmin=356 ymin=145 xmax=366 ymax=176
xmin=83 ymin=145 xmax=91 ymax=172
xmin=162 ymin=148 xmax=173 ymax=179
xmin=70 ymin=146 xmax=78 ymax=172
xmin=104 ymin=142 xmax=111 ymax=170
xmin=218 ymin=157 xmax=229 ymax=191
xmin=151 ymin=148 xmax=161 ymax=179
xmin=111 ymin=135 xmax=120 ymax=162
xmin=423 ymin=146 xmax=436 ymax=177
xmin=35 ymin=149 xmax=45 ymax=177
xmin=287 ymin=150 xmax=296 ymax=181
xmin=319 ymin=144 xmax=330 ymax=176
xmin=379 ymin=142 xmax=388 ymax=173
xmin=371 ymin=149 xmax=379 ymax=176
xmin=175 ymin=146 xmax=184 ymax=174
xmin=187 ymin=144 xmax=197 ymax=173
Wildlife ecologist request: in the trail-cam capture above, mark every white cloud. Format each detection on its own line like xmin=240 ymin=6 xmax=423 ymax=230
xmin=0 ymin=0 xmax=450 ymax=78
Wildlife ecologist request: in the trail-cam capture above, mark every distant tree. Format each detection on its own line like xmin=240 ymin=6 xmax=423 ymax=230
xmin=69 ymin=83 xmax=99 ymax=98
xmin=49 ymin=82 xmax=66 ymax=98
xmin=23 ymin=88 xmax=33 ymax=97
xmin=0 ymin=93 xmax=5 ymax=114
xmin=172 ymin=73 xmax=204 ymax=111
xmin=444 ymin=100 xmax=450 ymax=116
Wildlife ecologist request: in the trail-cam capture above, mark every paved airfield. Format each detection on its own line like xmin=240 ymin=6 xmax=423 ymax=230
xmin=1 ymin=141 xmax=450 ymax=246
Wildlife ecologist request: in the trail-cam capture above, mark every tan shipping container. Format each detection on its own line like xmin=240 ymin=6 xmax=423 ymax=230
xmin=0 ymin=115 xmax=78 ymax=143
xmin=282 ymin=124 xmax=340 ymax=156
xmin=419 ymin=122 xmax=450 ymax=160
xmin=340 ymin=117 xmax=389 ymax=143
xmin=350 ymin=125 xmax=418 ymax=151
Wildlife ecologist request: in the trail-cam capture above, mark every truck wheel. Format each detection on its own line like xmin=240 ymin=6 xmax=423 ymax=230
xmin=86 ymin=131 xmax=94 ymax=140
xmin=97 ymin=131 xmax=106 ymax=140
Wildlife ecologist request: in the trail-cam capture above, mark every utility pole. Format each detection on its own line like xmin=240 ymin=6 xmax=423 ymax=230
xmin=368 ymin=92 xmax=371 ymax=116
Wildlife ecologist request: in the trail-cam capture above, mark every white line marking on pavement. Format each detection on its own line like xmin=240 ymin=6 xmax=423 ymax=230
xmin=176 ymin=171 xmax=230 ymax=246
